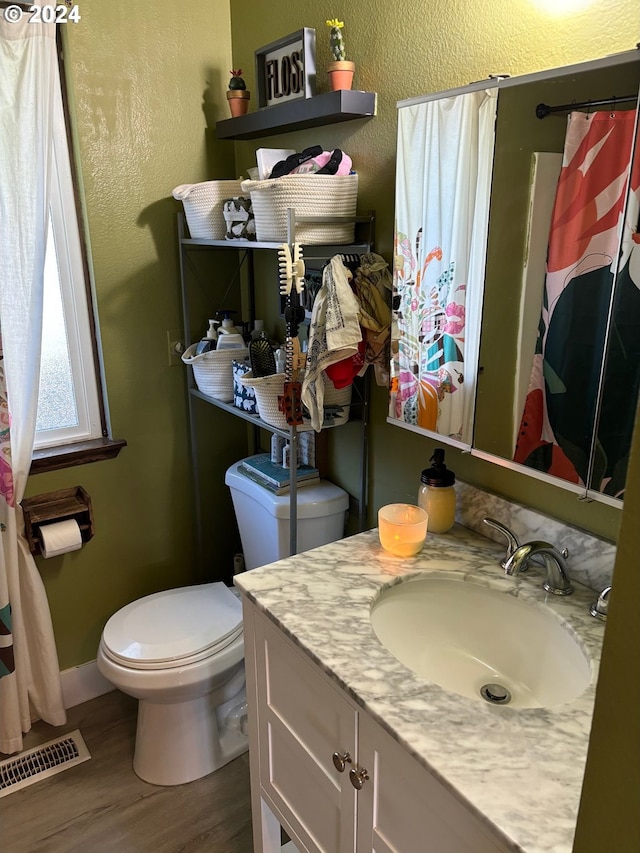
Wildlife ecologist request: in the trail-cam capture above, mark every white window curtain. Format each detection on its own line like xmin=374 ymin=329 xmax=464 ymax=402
xmin=392 ymin=89 xmax=497 ymax=446
xmin=0 ymin=17 xmax=66 ymax=754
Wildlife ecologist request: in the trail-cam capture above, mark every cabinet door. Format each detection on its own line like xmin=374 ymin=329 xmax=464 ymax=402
xmin=356 ymin=713 xmax=507 ymax=853
xmin=254 ymin=612 xmax=358 ymax=853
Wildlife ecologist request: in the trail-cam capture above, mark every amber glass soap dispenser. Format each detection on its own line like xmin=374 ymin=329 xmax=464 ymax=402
xmin=418 ymin=448 xmax=456 ymax=533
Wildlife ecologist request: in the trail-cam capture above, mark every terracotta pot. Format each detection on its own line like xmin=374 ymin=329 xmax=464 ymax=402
xmin=328 ymin=61 xmax=355 ymax=91
xmin=227 ymin=89 xmax=250 ymax=117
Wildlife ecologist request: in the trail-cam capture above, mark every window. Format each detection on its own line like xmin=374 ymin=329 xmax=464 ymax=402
xmin=33 ymin=55 xmax=104 ymax=452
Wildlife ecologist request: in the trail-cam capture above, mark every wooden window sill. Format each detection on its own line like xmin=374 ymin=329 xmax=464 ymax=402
xmin=30 ymin=437 xmax=127 ymax=474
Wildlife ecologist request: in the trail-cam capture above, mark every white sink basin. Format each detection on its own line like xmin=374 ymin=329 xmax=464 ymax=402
xmin=370 ymin=574 xmax=591 ymax=709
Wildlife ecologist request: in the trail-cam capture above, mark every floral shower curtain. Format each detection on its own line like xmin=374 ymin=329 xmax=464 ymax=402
xmin=514 ymin=108 xmax=638 ymax=497
xmin=391 ymin=89 xmax=497 ymax=445
xmin=0 ymin=18 xmax=66 ymax=754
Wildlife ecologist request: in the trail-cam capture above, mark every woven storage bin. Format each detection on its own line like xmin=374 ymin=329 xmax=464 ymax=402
xmin=182 ymin=344 xmax=249 ymax=402
xmin=322 ymin=379 xmax=352 ymax=428
xmin=238 ymin=372 xmax=304 ymax=430
xmin=172 ymin=180 xmax=243 ymax=239
xmin=239 ymin=371 xmax=351 ymax=430
xmin=240 ymin=174 xmax=359 ymax=244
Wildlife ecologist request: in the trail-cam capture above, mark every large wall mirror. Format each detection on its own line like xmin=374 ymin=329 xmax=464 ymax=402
xmin=390 ymin=49 xmax=640 ymax=507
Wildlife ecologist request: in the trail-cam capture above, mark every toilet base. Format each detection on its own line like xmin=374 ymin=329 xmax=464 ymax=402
xmin=133 ymin=667 xmax=248 ymax=786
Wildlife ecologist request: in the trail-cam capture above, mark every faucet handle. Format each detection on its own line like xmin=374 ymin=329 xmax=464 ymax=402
xmin=482 ymin=518 xmax=521 ymax=569
xmin=590 ymin=585 xmax=611 ymax=621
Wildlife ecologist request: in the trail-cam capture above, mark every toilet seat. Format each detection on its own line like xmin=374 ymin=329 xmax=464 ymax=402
xmin=101 ymin=582 xmax=242 ymax=671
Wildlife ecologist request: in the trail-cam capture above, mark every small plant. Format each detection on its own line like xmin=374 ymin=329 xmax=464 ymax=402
xmin=326 ymin=19 xmax=346 ymax=61
xmin=226 ymin=68 xmax=250 ymax=116
xmin=228 ymin=69 xmax=247 ymax=91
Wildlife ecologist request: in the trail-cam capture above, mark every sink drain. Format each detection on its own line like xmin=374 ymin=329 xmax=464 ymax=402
xmin=480 ymin=683 xmax=512 ymax=705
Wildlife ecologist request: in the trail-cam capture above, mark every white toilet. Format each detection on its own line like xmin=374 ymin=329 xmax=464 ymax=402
xmin=97 ymin=460 xmax=348 ymax=786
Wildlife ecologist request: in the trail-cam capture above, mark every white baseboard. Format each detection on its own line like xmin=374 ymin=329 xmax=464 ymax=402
xmin=60 ymin=660 xmax=114 ymax=710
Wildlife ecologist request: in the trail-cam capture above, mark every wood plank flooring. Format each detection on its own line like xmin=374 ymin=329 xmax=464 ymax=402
xmin=0 ymin=690 xmax=254 ymax=853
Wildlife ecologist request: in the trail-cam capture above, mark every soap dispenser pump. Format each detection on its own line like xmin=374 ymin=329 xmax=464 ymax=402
xmin=418 ymin=448 xmax=456 ymax=533
xmin=195 ymin=319 xmax=219 ymax=355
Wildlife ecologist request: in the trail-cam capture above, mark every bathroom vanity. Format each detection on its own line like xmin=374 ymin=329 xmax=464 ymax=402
xmin=235 ymin=512 xmax=609 ymax=853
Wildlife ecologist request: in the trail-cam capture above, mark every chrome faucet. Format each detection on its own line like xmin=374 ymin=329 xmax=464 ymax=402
xmin=482 ymin=518 xmax=521 ymax=569
xmin=483 ymin=518 xmax=573 ymax=596
xmin=590 ymin=586 xmax=611 ymax=620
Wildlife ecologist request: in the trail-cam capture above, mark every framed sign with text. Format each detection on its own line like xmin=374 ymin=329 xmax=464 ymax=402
xmin=255 ymin=29 xmax=316 ymax=109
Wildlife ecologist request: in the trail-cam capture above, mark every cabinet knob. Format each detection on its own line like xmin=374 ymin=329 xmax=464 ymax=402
xmin=349 ymin=766 xmax=370 ymax=789
xmin=332 ymin=751 xmax=352 ymax=773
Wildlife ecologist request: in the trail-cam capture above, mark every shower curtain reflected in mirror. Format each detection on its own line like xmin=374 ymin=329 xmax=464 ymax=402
xmin=594 ymin=118 xmax=640 ymax=498
xmin=391 ymin=88 xmax=497 ymax=447
xmin=514 ymin=108 xmax=639 ymax=499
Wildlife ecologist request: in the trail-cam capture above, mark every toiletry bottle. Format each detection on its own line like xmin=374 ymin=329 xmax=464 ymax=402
xmin=251 ymin=320 xmax=265 ymax=340
xmin=418 ymin=448 xmax=456 ymax=533
xmin=195 ymin=319 xmax=219 ymax=355
xmin=216 ymin=311 xmax=246 ymax=350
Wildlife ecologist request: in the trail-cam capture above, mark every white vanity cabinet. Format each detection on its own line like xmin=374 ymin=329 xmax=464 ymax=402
xmin=243 ymin=599 xmax=509 ymax=853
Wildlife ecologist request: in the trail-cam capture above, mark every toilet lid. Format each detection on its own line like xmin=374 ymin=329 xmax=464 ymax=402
xmin=102 ymin=583 xmax=243 ymax=670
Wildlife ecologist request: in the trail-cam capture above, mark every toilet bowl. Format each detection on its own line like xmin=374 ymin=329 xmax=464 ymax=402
xmin=97 ymin=461 xmax=349 ymax=786
xmin=97 ymin=582 xmax=247 ymax=786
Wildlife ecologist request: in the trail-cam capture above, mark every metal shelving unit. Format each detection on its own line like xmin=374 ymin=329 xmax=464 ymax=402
xmin=177 ymin=210 xmax=375 ymax=570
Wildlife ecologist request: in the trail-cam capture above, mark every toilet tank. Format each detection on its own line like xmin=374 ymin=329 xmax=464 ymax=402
xmin=225 ymin=460 xmax=349 ymax=570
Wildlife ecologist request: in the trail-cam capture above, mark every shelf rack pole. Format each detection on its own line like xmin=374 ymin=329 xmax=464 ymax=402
xmin=177 ymin=214 xmax=206 ymax=575
xmin=286 ymin=207 xmax=298 ymax=558
xmin=359 ymin=372 xmax=370 ymax=532
xmin=247 ymin=250 xmax=256 ymax=325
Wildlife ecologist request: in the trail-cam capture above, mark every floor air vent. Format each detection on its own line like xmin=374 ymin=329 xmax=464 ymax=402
xmin=0 ymin=729 xmax=90 ymax=797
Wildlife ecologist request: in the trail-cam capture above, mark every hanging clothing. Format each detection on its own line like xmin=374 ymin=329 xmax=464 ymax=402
xmin=514 ymin=108 xmax=638 ymax=496
xmin=302 ymin=256 xmax=362 ymax=431
xmin=353 ymin=252 xmax=392 ymax=386
xmin=325 ymin=251 xmax=392 ymax=388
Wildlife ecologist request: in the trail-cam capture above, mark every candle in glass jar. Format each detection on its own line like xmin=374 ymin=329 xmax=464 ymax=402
xmin=378 ymin=504 xmax=428 ymax=557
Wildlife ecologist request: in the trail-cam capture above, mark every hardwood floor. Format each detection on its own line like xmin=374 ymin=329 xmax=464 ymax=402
xmin=0 ymin=690 xmax=254 ymax=853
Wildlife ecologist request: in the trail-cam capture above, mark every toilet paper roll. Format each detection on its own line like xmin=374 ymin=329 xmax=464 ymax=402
xmin=38 ymin=519 xmax=83 ymax=558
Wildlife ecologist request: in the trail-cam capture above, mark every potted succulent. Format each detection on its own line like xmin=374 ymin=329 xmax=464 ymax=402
xmin=227 ymin=69 xmax=250 ymax=117
xmin=326 ymin=19 xmax=355 ymax=91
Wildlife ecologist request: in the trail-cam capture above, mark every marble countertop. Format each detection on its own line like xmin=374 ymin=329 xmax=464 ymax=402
xmin=234 ymin=524 xmax=606 ymax=853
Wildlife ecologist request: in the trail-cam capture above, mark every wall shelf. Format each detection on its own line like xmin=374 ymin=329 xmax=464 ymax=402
xmin=215 ymin=90 xmax=377 ymax=140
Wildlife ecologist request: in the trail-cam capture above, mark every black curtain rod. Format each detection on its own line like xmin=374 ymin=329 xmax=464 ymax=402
xmin=536 ymin=94 xmax=638 ymax=119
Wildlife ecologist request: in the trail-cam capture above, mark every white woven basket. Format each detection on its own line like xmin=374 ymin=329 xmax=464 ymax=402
xmin=238 ymin=372 xmax=303 ymax=430
xmin=239 ymin=371 xmax=351 ymax=430
xmin=322 ymin=380 xmax=352 ymax=428
xmin=173 ymin=180 xmax=243 ymax=239
xmin=182 ymin=344 xmax=249 ymax=401
xmin=240 ymin=174 xmax=358 ymax=244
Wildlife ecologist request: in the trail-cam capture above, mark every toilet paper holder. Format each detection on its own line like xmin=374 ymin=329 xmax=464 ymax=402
xmin=21 ymin=486 xmax=94 ymax=556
